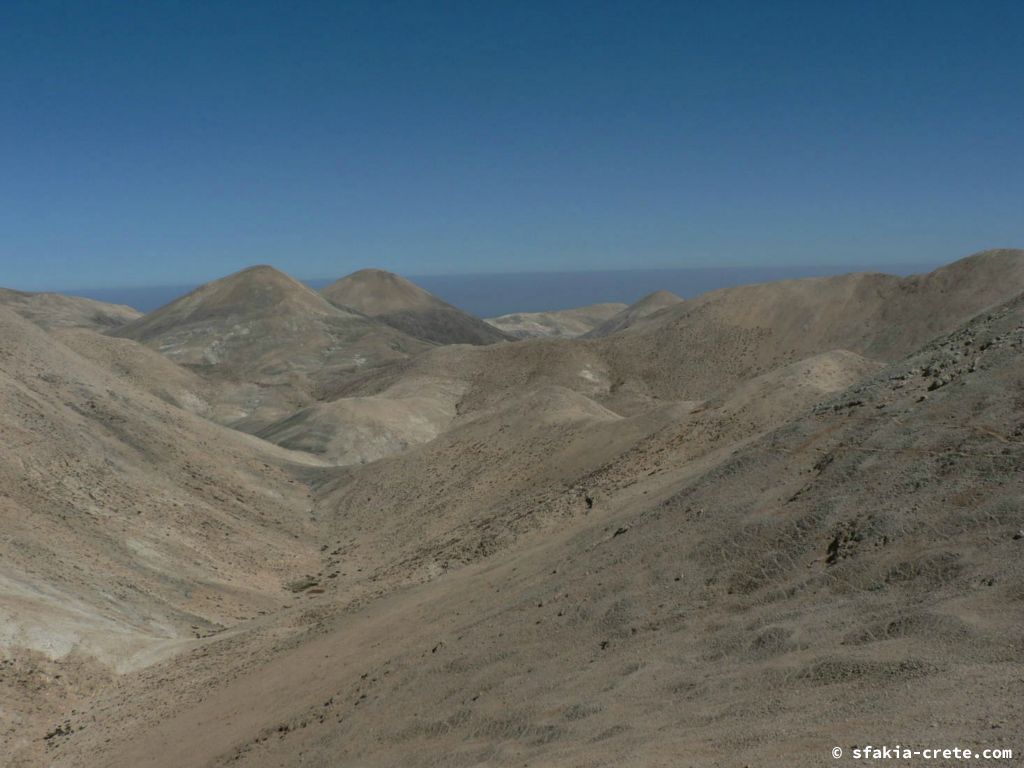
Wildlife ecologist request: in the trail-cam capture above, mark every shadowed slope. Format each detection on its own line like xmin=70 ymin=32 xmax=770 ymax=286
xmin=584 ymin=290 xmax=683 ymax=337
xmin=322 ymin=269 xmax=513 ymax=346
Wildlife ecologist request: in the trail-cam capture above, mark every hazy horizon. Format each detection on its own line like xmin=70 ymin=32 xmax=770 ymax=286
xmin=56 ymin=260 xmax=940 ymax=316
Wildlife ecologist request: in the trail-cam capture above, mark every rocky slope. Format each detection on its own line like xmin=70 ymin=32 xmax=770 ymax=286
xmin=485 ymin=302 xmax=627 ymax=339
xmin=583 ymin=289 xmax=683 ymax=337
xmin=0 ymin=288 xmax=141 ymax=330
xmin=38 ymin=286 xmax=1024 ymax=768
xmin=4 ymin=249 xmax=1024 ymax=767
xmin=0 ymin=307 xmax=332 ymax=762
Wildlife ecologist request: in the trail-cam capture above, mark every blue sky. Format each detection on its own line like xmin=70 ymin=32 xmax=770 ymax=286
xmin=2 ymin=0 xmax=1022 ymax=290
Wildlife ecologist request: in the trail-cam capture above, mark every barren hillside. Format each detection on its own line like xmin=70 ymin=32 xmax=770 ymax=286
xmin=34 ymin=285 xmax=1024 ymax=768
xmin=3 ymin=250 xmax=1023 ymax=767
xmin=0 ymin=288 xmax=141 ymax=330
xmin=0 ymin=308 xmax=333 ymax=763
xmin=322 ymin=269 xmax=512 ymax=346
xmin=109 ymin=266 xmax=430 ymax=428
xmin=584 ymin=290 xmax=683 ymax=337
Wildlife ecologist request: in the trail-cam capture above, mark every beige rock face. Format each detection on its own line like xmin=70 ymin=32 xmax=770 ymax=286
xmin=2 ymin=249 xmax=1023 ymax=768
xmin=256 ymin=376 xmax=464 ymax=465
xmin=486 ymin=302 xmax=628 ymax=339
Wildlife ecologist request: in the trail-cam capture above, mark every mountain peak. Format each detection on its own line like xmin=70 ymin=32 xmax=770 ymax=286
xmin=157 ymin=264 xmax=335 ymax=318
xmin=632 ymin=290 xmax=683 ymax=309
xmin=321 ymin=269 xmax=512 ymax=345
xmin=216 ymin=263 xmax=314 ymax=293
xmin=322 ymin=269 xmax=439 ymax=316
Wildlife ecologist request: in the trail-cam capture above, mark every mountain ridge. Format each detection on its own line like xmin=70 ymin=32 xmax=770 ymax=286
xmin=0 ymin=288 xmax=141 ymax=331
xmin=584 ymin=289 xmax=684 ymax=337
xmin=4 ymin=248 xmax=1024 ymax=767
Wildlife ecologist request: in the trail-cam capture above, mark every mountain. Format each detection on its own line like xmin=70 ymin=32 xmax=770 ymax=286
xmin=485 ymin=302 xmax=627 ymax=339
xmin=325 ymin=250 xmax=1024 ymax=421
xmin=7 ymin=249 xmax=1024 ymax=767
xmin=38 ymin=282 xmax=1024 ymax=768
xmin=586 ymin=248 xmax=1024 ymax=403
xmin=0 ymin=307 xmax=331 ymax=763
xmin=321 ymin=269 xmax=513 ymax=346
xmin=110 ymin=266 xmax=430 ymax=425
xmin=583 ymin=290 xmax=683 ymax=337
xmin=0 ymin=288 xmax=141 ymax=330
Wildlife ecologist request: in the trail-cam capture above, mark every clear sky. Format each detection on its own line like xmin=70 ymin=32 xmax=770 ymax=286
xmin=2 ymin=0 xmax=1022 ymax=290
